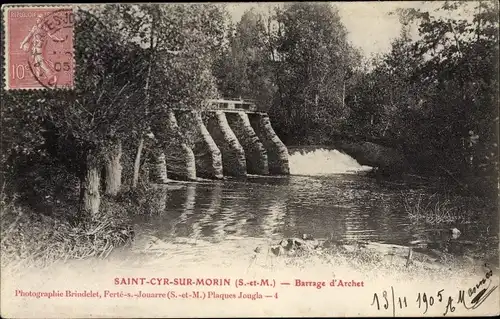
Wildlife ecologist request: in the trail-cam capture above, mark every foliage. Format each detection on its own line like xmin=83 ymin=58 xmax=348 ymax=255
xmin=1 ymin=3 xmax=498 ymax=268
xmin=214 ymin=3 xmax=361 ymax=144
xmin=213 ymin=9 xmax=277 ymax=110
xmin=271 ymin=2 xmax=361 ymax=144
xmin=1 ymin=4 xmax=228 ymax=194
xmin=97 ymin=4 xmax=225 ymax=111
xmin=2 ymin=8 xmax=149 ymax=186
xmin=212 ymin=2 xmax=498 ymax=187
xmin=343 ymin=1 xmax=499 ymax=190
xmin=1 ymin=3 xmax=232 ymax=266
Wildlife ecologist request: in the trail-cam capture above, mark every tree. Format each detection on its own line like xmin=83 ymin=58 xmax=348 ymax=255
xmin=345 ymin=1 xmax=499 ymax=192
xmin=1 ymin=3 xmax=230 ymax=219
xmin=213 ymin=9 xmax=276 ymax=110
xmin=94 ymin=4 xmax=228 ymax=188
xmin=270 ymin=3 xmax=361 ymax=144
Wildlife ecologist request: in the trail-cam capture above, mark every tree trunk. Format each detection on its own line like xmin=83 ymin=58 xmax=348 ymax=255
xmin=132 ymin=9 xmax=157 ymax=189
xmin=342 ymin=80 xmax=346 ymax=110
xmin=132 ymin=137 xmax=144 ymax=189
xmin=81 ymin=154 xmax=101 ymax=218
xmin=105 ymin=140 xmax=122 ymax=196
xmin=382 ymin=120 xmax=390 ymax=137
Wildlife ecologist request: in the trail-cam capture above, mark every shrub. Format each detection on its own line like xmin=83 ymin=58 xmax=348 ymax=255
xmin=402 ymin=192 xmax=472 ymax=224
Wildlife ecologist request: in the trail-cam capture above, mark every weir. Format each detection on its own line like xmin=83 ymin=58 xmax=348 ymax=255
xmin=155 ymin=100 xmax=288 ymax=181
xmin=149 ymin=150 xmax=168 ymax=183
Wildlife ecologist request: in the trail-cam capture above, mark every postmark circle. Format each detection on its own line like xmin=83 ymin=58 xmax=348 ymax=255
xmin=24 ymin=8 xmax=74 ymax=89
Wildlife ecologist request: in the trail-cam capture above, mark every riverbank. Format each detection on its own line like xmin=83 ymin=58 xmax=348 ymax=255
xmin=129 ymin=233 xmax=500 ymax=281
xmin=2 ymin=233 xmax=499 ymax=317
xmin=288 ymin=143 xmax=499 ymax=199
xmin=2 ymin=204 xmax=498 ymax=280
xmin=3 ymin=229 xmax=498 ymax=288
xmin=0 ymin=195 xmax=133 ymax=269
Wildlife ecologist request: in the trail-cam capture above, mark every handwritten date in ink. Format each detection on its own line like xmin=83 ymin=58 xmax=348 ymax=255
xmin=371 ymin=286 xmax=405 ymax=317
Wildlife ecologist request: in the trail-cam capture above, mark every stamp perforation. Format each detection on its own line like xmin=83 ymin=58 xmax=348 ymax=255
xmin=2 ymin=4 xmax=75 ymax=90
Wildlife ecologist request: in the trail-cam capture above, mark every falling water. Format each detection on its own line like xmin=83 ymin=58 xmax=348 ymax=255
xmin=289 ymin=148 xmax=372 ymax=176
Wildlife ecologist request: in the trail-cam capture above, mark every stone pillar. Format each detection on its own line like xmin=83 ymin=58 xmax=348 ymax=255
xmin=149 ymin=150 xmax=168 ymax=184
xmin=226 ymin=111 xmax=269 ymax=175
xmin=249 ymin=113 xmax=290 ymax=175
xmin=205 ymin=111 xmax=247 ymax=177
xmin=164 ymin=110 xmax=197 ymax=181
xmin=177 ymin=111 xmax=223 ymax=179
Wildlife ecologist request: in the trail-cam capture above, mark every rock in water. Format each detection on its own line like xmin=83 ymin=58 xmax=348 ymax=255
xmin=450 ymin=228 xmax=461 ymax=240
xmin=270 ymin=245 xmax=284 ymax=256
xmin=302 ymin=234 xmax=320 ymax=249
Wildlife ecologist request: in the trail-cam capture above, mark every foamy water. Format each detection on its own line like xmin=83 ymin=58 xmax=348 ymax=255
xmin=289 ymin=148 xmax=372 ymax=176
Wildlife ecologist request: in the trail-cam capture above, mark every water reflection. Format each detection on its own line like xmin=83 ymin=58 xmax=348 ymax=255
xmin=169 ymin=184 xmax=197 ymax=237
xmin=136 ymin=172 xmax=495 ymax=248
xmin=149 ymin=185 xmax=168 ymax=215
xmin=259 ymin=197 xmax=287 ymax=239
xmin=191 ymin=183 xmax=222 ymax=239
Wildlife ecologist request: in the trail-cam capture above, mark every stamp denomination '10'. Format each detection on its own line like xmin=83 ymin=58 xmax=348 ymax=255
xmin=4 ymin=6 xmax=74 ymax=90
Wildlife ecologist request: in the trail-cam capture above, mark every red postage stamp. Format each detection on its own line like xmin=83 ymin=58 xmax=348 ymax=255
xmin=4 ymin=6 xmax=74 ymax=90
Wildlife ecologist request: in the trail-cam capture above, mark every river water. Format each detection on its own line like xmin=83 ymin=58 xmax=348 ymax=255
xmin=5 ymin=147 xmax=498 ymax=319
xmin=134 ymin=148 xmax=498 ymax=255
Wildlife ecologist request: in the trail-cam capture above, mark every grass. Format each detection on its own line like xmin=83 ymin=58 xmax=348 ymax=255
xmin=0 ymin=191 xmax=135 ymax=269
xmin=400 ymin=191 xmax=499 ymax=267
xmin=252 ymin=240 xmax=496 ymax=283
xmin=402 ymin=192 xmax=473 ymax=224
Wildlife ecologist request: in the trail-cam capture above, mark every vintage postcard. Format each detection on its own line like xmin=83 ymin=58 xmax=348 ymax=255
xmin=1 ymin=1 xmax=499 ymax=317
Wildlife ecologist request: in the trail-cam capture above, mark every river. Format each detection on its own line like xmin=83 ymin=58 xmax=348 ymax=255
xmin=4 ymin=147 xmax=498 ymax=318
xmin=134 ymin=148 xmax=498 ymax=256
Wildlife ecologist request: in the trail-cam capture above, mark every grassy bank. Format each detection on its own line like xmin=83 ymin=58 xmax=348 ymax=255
xmin=3 ymin=234 xmax=499 ymax=318
xmin=0 ymin=196 xmax=133 ymax=269
xmin=403 ymin=192 xmax=474 ymax=224
xmin=0 ymin=184 xmax=174 ymax=269
xmin=401 ymin=191 xmax=499 ymax=267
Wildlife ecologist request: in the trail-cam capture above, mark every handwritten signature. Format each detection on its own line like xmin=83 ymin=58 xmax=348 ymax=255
xmin=371 ymin=264 xmax=498 ymax=316
xmin=444 ymin=266 xmax=498 ymax=316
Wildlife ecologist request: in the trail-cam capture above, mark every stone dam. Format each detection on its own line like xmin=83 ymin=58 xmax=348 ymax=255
xmin=149 ymin=99 xmax=290 ymax=182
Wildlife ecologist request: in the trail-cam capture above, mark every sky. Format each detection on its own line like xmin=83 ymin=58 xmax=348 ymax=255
xmin=226 ymin=1 xmax=477 ymax=59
